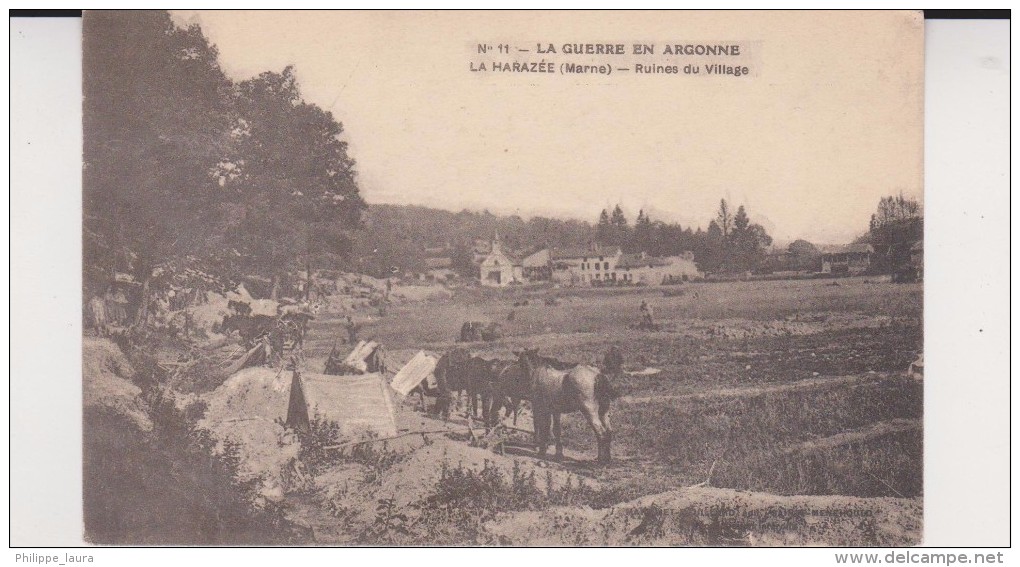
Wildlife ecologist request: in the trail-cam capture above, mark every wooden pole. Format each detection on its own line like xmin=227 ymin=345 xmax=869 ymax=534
xmin=319 ymin=423 xmax=537 ymax=452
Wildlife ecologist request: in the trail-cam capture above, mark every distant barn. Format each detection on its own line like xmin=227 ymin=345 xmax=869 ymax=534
xmin=822 ymin=244 xmax=874 ymax=276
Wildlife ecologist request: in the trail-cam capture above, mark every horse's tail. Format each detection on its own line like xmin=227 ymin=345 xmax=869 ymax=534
xmin=595 ymin=372 xmax=619 ymax=404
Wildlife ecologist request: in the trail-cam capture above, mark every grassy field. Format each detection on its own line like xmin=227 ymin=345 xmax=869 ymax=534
xmin=303 ymin=276 xmax=923 ymax=502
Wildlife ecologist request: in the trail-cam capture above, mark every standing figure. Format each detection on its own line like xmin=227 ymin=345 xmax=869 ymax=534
xmin=345 ymin=315 xmax=359 ymax=344
xmin=639 ymin=300 xmax=655 ymax=329
xmin=602 ymin=344 xmax=624 ymax=378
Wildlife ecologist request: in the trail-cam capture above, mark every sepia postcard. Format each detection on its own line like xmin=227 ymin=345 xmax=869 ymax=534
xmin=81 ymin=10 xmax=925 ymax=546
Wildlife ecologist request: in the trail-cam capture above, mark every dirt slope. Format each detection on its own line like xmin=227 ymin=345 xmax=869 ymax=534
xmin=487 ymin=486 xmax=922 ymax=546
xmin=83 ymin=337 xmax=152 ymax=431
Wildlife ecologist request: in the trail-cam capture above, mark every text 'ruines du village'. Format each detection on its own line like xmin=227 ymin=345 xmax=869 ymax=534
xmin=470 ymin=42 xmax=754 ymax=77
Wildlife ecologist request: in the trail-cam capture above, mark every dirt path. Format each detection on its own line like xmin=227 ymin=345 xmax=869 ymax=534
xmin=780 ymin=418 xmax=921 ymax=456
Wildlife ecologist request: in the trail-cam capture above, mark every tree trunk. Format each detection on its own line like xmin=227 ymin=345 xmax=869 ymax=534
xmin=270 ymin=274 xmax=280 ymax=300
xmin=133 ymin=275 xmax=151 ymax=328
xmin=305 ymin=259 xmax=312 ymax=302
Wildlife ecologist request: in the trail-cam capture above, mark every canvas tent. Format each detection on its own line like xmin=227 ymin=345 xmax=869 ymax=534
xmin=286 ymin=371 xmax=397 ymax=437
xmin=346 ymin=340 xmax=386 ymax=373
xmin=390 ymin=350 xmax=439 ymax=396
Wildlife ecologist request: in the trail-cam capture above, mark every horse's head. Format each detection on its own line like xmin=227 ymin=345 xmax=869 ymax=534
xmin=514 ymin=347 xmax=541 ymax=376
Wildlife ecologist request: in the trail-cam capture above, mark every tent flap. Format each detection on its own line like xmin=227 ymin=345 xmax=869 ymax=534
xmin=390 ymin=351 xmax=438 ymax=396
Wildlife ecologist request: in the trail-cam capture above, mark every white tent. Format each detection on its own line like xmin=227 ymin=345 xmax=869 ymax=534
xmin=287 ymin=371 xmax=397 ymax=437
xmin=390 ymin=350 xmax=439 ymax=396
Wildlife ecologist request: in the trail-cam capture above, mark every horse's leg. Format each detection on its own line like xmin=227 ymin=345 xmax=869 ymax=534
xmin=534 ymin=408 xmax=550 ymax=457
xmin=599 ymin=404 xmax=613 ymax=464
xmin=580 ymin=404 xmax=608 ymax=464
xmin=481 ymin=392 xmax=492 ymax=433
xmin=552 ymin=412 xmax=563 ymax=460
xmin=486 ymin=393 xmax=499 ymax=429
xmin=440 ymin=391 xmax=452 ymax=421
xmin=487 ymin=394 xmax=501 ymax=431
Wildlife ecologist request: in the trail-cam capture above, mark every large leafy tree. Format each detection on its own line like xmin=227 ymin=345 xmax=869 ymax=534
xmin=83 ymin=11 xmax=235 ymax=314
xmin=211 ymin=66 xmax=366 ymax=297
xmin=867 ymin=193 xmax=922 ymax=273
xmin=787 ymin=239 xmax=821 ymax=271
xmin=84 ymin=12 xmax=366 ymax=308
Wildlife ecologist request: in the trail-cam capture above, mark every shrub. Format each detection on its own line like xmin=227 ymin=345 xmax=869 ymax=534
xmin=392 ymin=459 xmax=631 ymax=545
xmin=84 ymin=403 xmax=300 ymax=544
xmin=293 ymin=415 xmax=405 ymax=478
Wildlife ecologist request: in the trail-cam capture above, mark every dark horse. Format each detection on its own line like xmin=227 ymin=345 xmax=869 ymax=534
xmin=487 ymin=354 xmax=575 ymax=428
xmin=433 ymin=347 xmax=500 ymax=425
xmin=515 ymin=348 xmax=616 ymax=464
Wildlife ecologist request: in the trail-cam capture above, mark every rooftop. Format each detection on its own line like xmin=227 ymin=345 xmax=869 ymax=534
xmin=550 ymin=245 xmax=621 ymax=260
xmin=617 ymin=253 xmax=669 ymax=269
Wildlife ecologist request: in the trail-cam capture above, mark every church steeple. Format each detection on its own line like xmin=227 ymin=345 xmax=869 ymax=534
xmin=491 ymin=231 xmax=502 ymax=255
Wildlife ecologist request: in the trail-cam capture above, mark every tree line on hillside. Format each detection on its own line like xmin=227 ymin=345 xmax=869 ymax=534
xmin=359 ymin=200 xmax=776 ymax=277
xmin=594 ymin=201 xmax=774 ymax=275
xmin=367 ymin=193 xmax=921 ymax=280
xmin=346 ymin=205 xmax=594 ymax=278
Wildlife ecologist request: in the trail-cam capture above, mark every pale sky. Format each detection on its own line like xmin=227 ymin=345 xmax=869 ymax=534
xmin=173 ymin=10 xmax=924 ymax=245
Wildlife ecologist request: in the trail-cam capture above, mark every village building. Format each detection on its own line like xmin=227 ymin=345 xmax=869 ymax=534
xmin=478 ymin=234 xmax=523 ymax=287
xmin=615 ymin=251 xmax=702 ymax=285
xmin=545 ymin=245 xmax=622 ymax=285
xmin=479 ymin=239 xmax=702 ymax=287
xmin=821 ymin=243 xmax=874 ymax=276
xmin=519 ymin=245 xmax=702 ymax=287
xmin=547 ymin=246 xmax=589 ymax=285
xmin=521 ymin=248 xmax=552 ymax=281
xmin=575 ymin=246 xmax=623 ymax=285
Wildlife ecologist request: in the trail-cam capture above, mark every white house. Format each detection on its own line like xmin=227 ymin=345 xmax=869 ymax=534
xmin=616 ymin=251 xmax=702 ymax=285
xmin=478 ymin=234 xmax=523 ymax=287
xmin=548 ymin=245 xmax=623 ymax=286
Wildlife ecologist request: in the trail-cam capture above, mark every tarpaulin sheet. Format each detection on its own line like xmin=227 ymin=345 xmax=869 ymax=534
xmin=296 ymin=372 xmax=397 ymax=437
xmin=390 ymin=350 xmax=438 ymax=396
